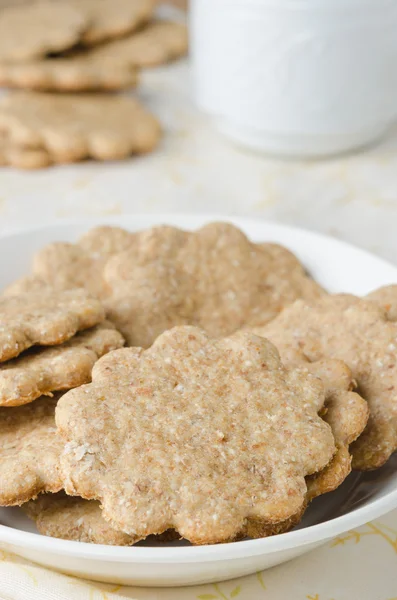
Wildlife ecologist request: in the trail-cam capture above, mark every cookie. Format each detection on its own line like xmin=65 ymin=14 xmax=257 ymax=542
xmin=0 ymin=133 xmax=51 ymax=169
xmin=0 ymin=289 xmax=105 ymax=362
xmin=0 ymin=92 xmax=161 ymax=162
xmin=68 ymin=0 xmax=156 ymax=46
xmin=56 ymin=327 xmax=335 ymax=544
xmin=0 ymin=2 xmax=87 ymax=62
xmin=0 ymin=20 xmax=187 ymax=91
xmin=103 ymin=222 xmax=324 ymax=346
xmin=254 ymin=353 xmax=368 ymax=537
xmin=23 ymin=493 xmax=179 ymax=545
xmin=367 ymin=285 xmax=397 ymax=321
xmin=0 ymin=321 xmax=124 ymax=407
xmin=23 ymin=492 xmax=137 ymax=545
xmin=0 ymin=395 xmax=62 ymax=506
xmin=259 ymin=294 xmax=397 ymax=470
xmin=4 ymin=227 xmax=137 ymax=297
xmin=5 ymin=224 xmax=323 ymax=344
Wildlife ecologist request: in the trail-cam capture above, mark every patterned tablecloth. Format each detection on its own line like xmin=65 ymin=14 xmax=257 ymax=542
xmin=1 ymin=508 xmax=396 ymax=599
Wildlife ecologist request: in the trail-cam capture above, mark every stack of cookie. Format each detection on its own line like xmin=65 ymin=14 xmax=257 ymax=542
xmin=0 ymin=0 xmax=188 ymax=168
xmin=1 ymin=222 xmax=396 ymax=546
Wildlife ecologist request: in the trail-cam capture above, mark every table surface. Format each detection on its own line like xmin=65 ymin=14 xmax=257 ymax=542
xmin=1 ymin=57 xmax=397 ymax=600
xmin=1 ymin=59 xmax=397 ymax=268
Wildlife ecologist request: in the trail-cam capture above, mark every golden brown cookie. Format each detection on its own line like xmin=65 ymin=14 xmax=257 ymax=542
xmin=23 ymin=492 xmax=179 ymax=545
xmin=103 ymin=222 xmax=324 ymax=346
xmin=367 ymin=285 xmax=397 ymax=321
xmin=0 ymin=133 xmax=51 ymax=169
xmin=56 ymin=327 xmax=335 ymax=544
xmin=0 ymin=395 xmax=62 ymax=506
xmin=0 ymin=289 xmax=105 ymax=362
xmin=68 ymin=0 xmax=156 ymax=46
xmin=0 ymin=321 xmax=124 ymax=407
xmin=0 ymin=92 xmax=161 ymax=162
xmin=0 ymin=2 xmax=87 ymax=62
xmin=4 ymin=227 xmax=137 ymax=298
xmin=258 ymin=294 xmax=397 ymax=470
xmin=4 ymin=223 xmax=323 ymax=345
xmin=0 ymin=20 xmax=187 ymax=91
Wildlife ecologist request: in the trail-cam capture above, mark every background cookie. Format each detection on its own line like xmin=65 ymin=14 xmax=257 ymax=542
xmin=0 ymin=92 xmax=161 ymax=163
xmin=68 ymin=0 xmax=156 ymax=46
xmin=0 ymin=20 xmax=187 ymax=91
xmin=0 ymin=1 xmax=87 ymax=62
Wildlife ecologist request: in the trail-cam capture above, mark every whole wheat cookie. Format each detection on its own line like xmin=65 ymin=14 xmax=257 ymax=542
xmin=4 ymin=226 xmax=137 ymax=298
xmin=258 ymin=294 xmax=397 ymax=470
xmin=0 ymin=289 xmax=105 ymax=363
xmin=0 ymin=20 xmax=187 ymax=91
xmin=367 ymin=285 xmax=397 ymax=321
xmin=103 ymin=222 xmax=324 ymax=346
xmin=0 ymin=133 xmax=51 ymax=169
xmin=248 ymin=351 xmax=368 ymax=537
xmin=68 ymin=0 xmax=156 ymax=46
xmin=0 ymin=2 xmax=87 ymax=63
xmin=0 ymin=321 xmax=124 ymax=407
xmin=56 ymin=326 xmax=335 ymax=544
xmin=0 ymin=395 xmax=62 ymax=506
xmin=0 ymin=92 xmax=161 ymax=162
xmin=23 ymin=492 xmax=179 ymax=545
xmin=4 ymin=223 xmax=323 ymax=345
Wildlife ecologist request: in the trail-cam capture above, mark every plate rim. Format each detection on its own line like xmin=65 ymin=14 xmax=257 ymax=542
xmin=1 ymin=213 xmax=397 ymax=564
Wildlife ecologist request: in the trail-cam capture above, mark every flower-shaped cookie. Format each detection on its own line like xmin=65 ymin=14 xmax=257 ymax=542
xmin=0 ymin=395 xmax=62 ymax=506
xmin=260 ymin=293 xmax=397 ymax=470
xmin=56 ymin=327 xmax=335 ymax=544
xmin=103 ymin=222 xmax=324 ymax=346
xmin=4 ymin=223 xmax=324 ymax=348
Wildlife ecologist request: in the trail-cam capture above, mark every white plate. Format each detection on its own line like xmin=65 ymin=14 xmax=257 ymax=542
xmin=1 ymin=214 xmax=397 ymax=588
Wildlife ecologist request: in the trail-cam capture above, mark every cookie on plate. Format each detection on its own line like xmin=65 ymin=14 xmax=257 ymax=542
xmin=0 ymin=395 xmax=63 ymax=506
xmin=258 ymin=293 xmax=397 ymax=470
xmin=56 ymin=326 xmax=335 ymax=544
xmin=23 ymin=492 xmax=179 ymax=545
xmin=0 ymin=321 xmax=124 ymax=407
xmin=0 ymin=289 xmax=105 ymax=362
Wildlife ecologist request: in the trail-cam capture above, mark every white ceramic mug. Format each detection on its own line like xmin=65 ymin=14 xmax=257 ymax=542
xmin=190 ymin=0 xmax=397 ymax=157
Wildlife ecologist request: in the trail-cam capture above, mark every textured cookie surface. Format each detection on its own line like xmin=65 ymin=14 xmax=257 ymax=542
xmin=0 ymin=289 xmax=105 ymax=362
xmin=0 ymin=20 xmax=187 ymax=91
xmin=23 ymin=493 xmax=136 ymax=545
xmin=0 ymin=92 xmax=161 ymax=162
xmin=254 ymin=352 xmax=368 ymax=536
xmin=23 ymin=493 xmax=179 ymax=545
xmin=0 ymin=321 xmax=124 ymax=407
xmin=259 ymin=294 xmax=397 ymax=470
xmin=68 ymin=0 xmax=155 ymax=45
xmin=4 ymin=223 xmax=323 ymax=345
xmin=367 ymin=285 xmax=397 ymax=321
xmin=4 ymin=227 xmax=137 ymax=298
xmin=0 ymin=2 xmax=87 ymax=62
xmin=56 ymin=326 xmax=335 ymax=544
xmin=0 ymin=396 xmax=62 ymax=506
xmin=103 ymin=222 xmax=324 ymax=346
